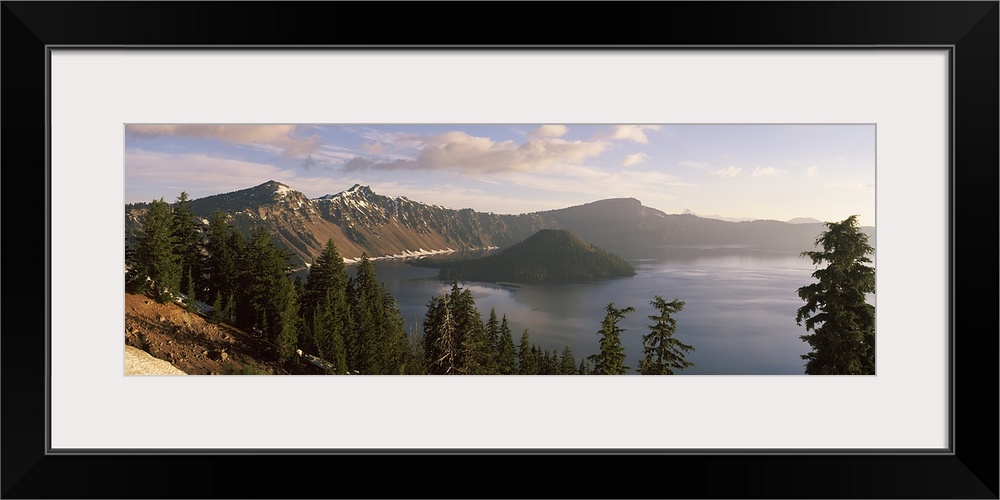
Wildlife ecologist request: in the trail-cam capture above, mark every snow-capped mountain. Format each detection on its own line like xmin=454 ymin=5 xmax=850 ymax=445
xmin=125 ymin=181 xmax=874 ymax=268
xmin=127 ymin=181 xmax=549 ymax=267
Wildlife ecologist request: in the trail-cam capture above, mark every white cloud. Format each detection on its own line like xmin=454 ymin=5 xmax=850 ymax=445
xmin=680 ymin=160 xmax=711 ymax=169
xmin=502 ymin=164 xmax=694 ymax=204
xmin=342 ymin=131 xmax=607 ymax=174
xmin=528 ymin=124 xmax=568 ymax=138
xmin=751 ymin=166 xmax=784 ymax=177
xmin=621 ymin=153 xmax=650 ymax=167
xmin=604 ymin=125 xmax=662 ymax=144
xmin=362 ymin=141 xmax=387 ymax=155
xmin=710 ymin=166 xmax=742 ymax=177
xmin=126 ymin=124 xmax=320 ymax=158
xmin=806 ymin=165 xmax=819 ymax=177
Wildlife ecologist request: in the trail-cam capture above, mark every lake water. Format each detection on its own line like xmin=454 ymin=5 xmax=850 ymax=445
xmin=348 ymin=245 xmax=827 ymax=375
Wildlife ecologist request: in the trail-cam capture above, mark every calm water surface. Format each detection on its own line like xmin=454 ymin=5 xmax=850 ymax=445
xmin=348 ymin=246 xmax=824 ymax=375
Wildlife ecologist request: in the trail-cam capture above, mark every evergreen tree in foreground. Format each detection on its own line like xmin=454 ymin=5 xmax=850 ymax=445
xmin=796 ymin=215 xmax=876 ymax=375
xmin=449 ymin=284 xmax=487 ymax=374
xmin=133 ymin=198 xmax=182 ymax=303
xmin=172 ymin=192 xmax=203 ymax=297
xmin=484 ymin=308 xmax=500 ymax=374
xmin=347 ymin=255 xmax=407 ymax=374
xmin=496 ymin=315 xmax=517 ymax=375
xmin=205 ymin=210 xmax=241 ymax=324
xmin=275 ymin=283 xmax=300 ymax=364
xmin=422 ymin=283 xmax=490 ymax=375
xmin=234 ymin=226 xmax=297 ymax=345
xmin=423 ymin=293 xmax=457 ymax=374
xmin=639 ymin=296 xmax=694 ymax=375
xmin=303 ymin=239 xmax=352 ymax=372
xmin=517 ymin=329 xmax=536 ymax=375
xmin=312 ymin=291 xmax=348 ymax=373
xmin=588 ymin=303 xmax=635 ymax=375
xmin=560 ymin=346 xmax=577 ymax=375
xmin=378 ymin=282 xmax=409 ymax=375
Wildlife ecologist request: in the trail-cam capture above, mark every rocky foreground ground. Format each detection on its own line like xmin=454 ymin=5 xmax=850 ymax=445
xmin=124 ymin=292 xmax=324 ymax=375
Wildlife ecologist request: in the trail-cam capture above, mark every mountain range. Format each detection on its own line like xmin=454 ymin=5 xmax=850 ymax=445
xmin=125 ymin=180 xmax=875 ymax=267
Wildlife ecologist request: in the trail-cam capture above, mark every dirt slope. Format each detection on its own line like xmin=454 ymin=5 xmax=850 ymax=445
xmin=124 ymin=292 xmax=324 ymax=375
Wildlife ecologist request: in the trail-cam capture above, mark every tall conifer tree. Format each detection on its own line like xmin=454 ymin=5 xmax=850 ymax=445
xmin=588 ymin=303 xmax=635 ymax=375
xmin=449 ymin=284 xmax=486 ymax=375
xmin=235 ymin=226 xmax=295 ymax=343
xmin=560 ymin=346 xmax=577 ymax=375
xmin=517 ymin=330 xmax=536 ymax=375
xmin=496 ymin=315 xmax=517 ymax=375
xmin=350 ymin=254 xmax=385 ymax=374
xmin=205 ymin=210 xmax=240 ymax=323
xmin=134 ymin=198 xmax=181 ymax=303
xmin=304 ymin=239 xmax=352 ymax=368
xmin=172 ymin=192 xmax=202 ymax=296
xmin=424 ymin=294 xmax=457 ymax=374
xmin=796 ymin=215 xmax=876 ymax=375
xmin=484 ymin=308 xmax=500 ymax=374
xmin=639 ymin=296 xmax=694 ymax=375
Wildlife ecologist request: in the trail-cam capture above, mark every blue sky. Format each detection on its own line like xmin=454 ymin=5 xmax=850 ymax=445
xmin=124 ymin=124 xmax=875 ymax=225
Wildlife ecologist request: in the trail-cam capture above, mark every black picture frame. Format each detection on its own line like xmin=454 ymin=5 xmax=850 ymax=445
xmin=3 ymin=2 xmax=996 ymax=498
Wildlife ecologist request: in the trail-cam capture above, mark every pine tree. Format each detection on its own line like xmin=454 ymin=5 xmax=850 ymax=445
xmin=234 ymin=226 xmax=296 ymax=344
xmin=484 ymin=308 xmax=500 ymax=374
xmin=133 ymin=198 xmax=182 ymax=303
xmin=312 ymin=290 xmax=348 ymax=373
xmin=639 ymin=296 xmax=694 ymax=375
xmin=423 ymin=294 xmax=457 ymax=374
xmin=421 ymin=283 xmax=488 ymax=375
xmin=350 ymin=254 xmax=386 ymax=374
xmin=275 ymin=281 xmax=300 ymax=365
xmin=560 ymin=346 xmax=577 ymax=375
xmin=293 ymin=275 xmax=306 ymax=303
xmin=124 ymin=238 xmax=141 ymax=290
xmin=517 ymin=330 xmax=537 ymax=375
xmin=796 ymin=215 xmax=876 ymax=375
xmin=172 ymin=192 xmax=203 ymax=297
xmin=588 ymin=303 xmax=635 ymax=375
xmin=379 ymin=282 xmax=408 ymax=374
xmin=303 ymin=239 xmax=352 ymax=369
xmin=449 ymin=284 xmax=486 ymax=375
xmin=205 ymin=210 xmax=240 ymax=323
xmin=184 ymin=267 xmax=198 ymax=312
xmin=496 ymin=315 xmax=517 ymax=375
xmin=304 ymin=239 xmax=348 ymax=311
xmin=402 ymin=329 xmax=427 ymax=375
xmin=539 ymin=348 xmax=557 ymax=375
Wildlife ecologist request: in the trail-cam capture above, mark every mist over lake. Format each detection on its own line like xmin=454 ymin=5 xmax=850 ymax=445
xmin=350 ymin=245 xmax=820 ymax=375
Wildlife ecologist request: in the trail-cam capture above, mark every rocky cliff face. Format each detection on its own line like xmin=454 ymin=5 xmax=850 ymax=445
xmin=128 ymin=181 xmax=551 ymax=267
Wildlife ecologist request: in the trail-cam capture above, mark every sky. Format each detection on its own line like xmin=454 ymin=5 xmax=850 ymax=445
xmin=124 ymin=124 xmax=876 ymax=226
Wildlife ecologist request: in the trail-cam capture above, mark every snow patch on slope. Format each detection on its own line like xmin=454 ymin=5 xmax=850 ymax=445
xmin=275 ymin=184 xmax=292 ymax=197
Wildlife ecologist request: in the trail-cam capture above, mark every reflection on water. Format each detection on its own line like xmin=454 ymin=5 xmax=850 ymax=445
xmin=346 ymin=246 xmax=829 ymax=375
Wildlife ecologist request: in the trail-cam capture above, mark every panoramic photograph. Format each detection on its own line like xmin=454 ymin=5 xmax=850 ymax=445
xmin=123 ymin=124 xmax=876 ymax=376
